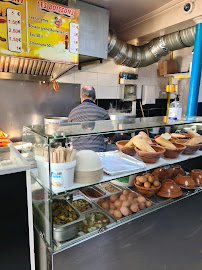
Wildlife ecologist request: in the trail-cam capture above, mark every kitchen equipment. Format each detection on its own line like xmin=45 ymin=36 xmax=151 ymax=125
xmin=109 ymin=113 xmax=136 ymax=120
xmin=44 ymin=117 xmax=68 ymax=135
xmin=123 ymin=84 xmax=136 ymax=101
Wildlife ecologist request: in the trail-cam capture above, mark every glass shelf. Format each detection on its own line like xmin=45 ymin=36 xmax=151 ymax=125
xmin=31 ymin=150 xmax=202 ymax=195
xmin=24 ymin=116 xmax=202 ymax=139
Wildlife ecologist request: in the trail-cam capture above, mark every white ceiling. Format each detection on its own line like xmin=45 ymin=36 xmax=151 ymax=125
xmin=81 ymin=0 xmax=174 ymax=31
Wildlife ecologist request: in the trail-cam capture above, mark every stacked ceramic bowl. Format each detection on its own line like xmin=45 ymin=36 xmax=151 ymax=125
xmin=74 ymin=150 xmax=103 ymax=184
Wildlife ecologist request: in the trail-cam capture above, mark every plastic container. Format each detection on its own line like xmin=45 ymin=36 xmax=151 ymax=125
xmin=35 ymin=155 xmax=49 ymax=187
xmin=168 ymin=95 xmax=182 ymax=121
xmin=51 ymin=160 xmax=76 ymax=189
xmin=35 ymin=155 xmax=76 ymax=190
xmin=111 ymin=174 xmax=136 ymax=187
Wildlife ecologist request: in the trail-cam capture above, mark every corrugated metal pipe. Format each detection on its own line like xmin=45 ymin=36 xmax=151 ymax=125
xmin=108 ymin=26 xmax=196 ymax=67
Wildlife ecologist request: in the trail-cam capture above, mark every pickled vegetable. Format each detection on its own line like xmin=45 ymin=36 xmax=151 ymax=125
xmin=77 ymin=212 xmax=109 ymax=235
xmin=72 ymin=199 xmax=92 ymax=212
xmin=41 ymin=200 xmax=78 ymax=225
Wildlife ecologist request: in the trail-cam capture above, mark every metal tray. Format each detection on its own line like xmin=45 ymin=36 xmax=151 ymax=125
xmin=54 ymin=208 xmax=116 ymax=250
xmin=34 ymin=197 xmax=84 ymax=242
xmin=96 ymin=182 xmax=123 ymax=195
xmin=94 ymin=188 xmax=155 ymax=222
xmin=66 ymin=193 xmax=97 ymax=214
xmin=79 ymin=186 xmax=106 ymax=201
xmin=76 ymin=209 xmax=116 ymax=236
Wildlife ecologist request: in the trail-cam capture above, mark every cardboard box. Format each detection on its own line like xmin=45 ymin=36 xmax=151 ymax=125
xmin=158 ymin=60 xmax=178 ymax=76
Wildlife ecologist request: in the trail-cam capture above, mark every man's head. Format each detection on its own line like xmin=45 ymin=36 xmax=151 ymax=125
xmin=81 ymin=85 xmax=96 ymax=103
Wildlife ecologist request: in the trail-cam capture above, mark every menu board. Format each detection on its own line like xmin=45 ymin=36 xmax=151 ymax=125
xmin=0 ymin=0 xmax=80 ymax=64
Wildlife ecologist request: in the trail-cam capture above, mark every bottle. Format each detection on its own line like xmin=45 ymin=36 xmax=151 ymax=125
xmin=168 ymin=95 xmax=182 ymax=121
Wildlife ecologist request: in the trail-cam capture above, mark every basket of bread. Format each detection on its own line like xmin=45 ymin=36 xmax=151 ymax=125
xmin=124 ymin=131 xmax=165 ymax=163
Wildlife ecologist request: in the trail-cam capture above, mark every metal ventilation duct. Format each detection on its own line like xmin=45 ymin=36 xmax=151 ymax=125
xmin=108 ymin=26 xmax=196 ymax=67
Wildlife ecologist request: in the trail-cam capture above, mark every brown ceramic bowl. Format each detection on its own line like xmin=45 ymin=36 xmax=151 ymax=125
xmin=134 ymin=145 xmax=165 ymax=164
xmin=175 ymin=139 xmax=201 ymax=155
xmin=174 ymin=175 xmax=197 ymax=189
xmin=163 ymin=142 xmax=186 ymax=159
xmin=157 ymin=179 xmax=183 ymax=198
xmin=189 ymin=169 xmax=202 ymax=186
xmin=151 ymin=139 xmax=158 ymax=145
xmin=116 ymin=140 xmax=135 ymax=156
xmin=168 ymin=165 xmax=185 ymax=179
xmin=134 ymin=182 xmax=161 ymax=197
xmin=152 ymin=167 xmax=171 ymax=181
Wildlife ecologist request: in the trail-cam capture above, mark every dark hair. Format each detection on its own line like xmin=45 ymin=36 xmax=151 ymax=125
xmin=81 ymin=86 xmax=96 ymax=100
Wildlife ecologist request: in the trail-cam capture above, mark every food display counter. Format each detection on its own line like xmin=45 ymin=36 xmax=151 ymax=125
xmin=0 ymin=145 xmax=35 ymax=270
xmin=22 ymin=116 xmax=202 ymax=270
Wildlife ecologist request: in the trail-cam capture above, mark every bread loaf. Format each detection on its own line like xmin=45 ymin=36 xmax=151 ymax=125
xmin=160 ymin=133 xmax=171 ymax=140
xmin=170 ymin=133 xmax=186 ymax=138
xmin=155 ymin=136 xmax=176 ymax=149
xmin=125 ymin=135 xmax=142 ymax=147
xmin=186 ymin=136 xmax=202 ymax=146
xmin=138 ymin=131 xmax=153 ymax=144
xmin=133 ymin=137 xmax=156 ymax=153
xmin=187 ymin=130 xmax=200 ymax=138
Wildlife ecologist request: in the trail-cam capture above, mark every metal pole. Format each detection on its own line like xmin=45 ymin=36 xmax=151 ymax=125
xmin=186 ymin=17 xmax=202 ymax=119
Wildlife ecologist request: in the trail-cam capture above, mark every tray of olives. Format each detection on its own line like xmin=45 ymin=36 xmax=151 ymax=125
xmin=66 ymin=193 xmax=97 ymax=214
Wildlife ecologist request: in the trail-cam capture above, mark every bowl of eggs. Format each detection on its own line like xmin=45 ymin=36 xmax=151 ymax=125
xmin=97 ymin=190 xmax=152 ymax=219
xmin=134 ymin=174 xmax=161 ymax=197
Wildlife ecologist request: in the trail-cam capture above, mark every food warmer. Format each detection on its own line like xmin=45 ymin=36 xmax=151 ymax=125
xmin=22 ymin=116 xmax=202 ymax=270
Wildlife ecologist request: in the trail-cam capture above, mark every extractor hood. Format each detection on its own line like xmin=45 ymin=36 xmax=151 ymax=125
xmin=0 ymin=1 xmax=109 ymax=82
xmin=0 ymin=56 xmax=73 ymax=82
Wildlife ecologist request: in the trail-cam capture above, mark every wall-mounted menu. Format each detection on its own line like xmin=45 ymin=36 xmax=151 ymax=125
xmin=0 ymin=0 xmax=80 ymax=64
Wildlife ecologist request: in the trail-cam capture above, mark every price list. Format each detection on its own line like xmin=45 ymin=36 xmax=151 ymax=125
xmin=69 ymin=22 xmax=79 ymax=54
xmin=7 ymin=8 xmax=22 ymax=53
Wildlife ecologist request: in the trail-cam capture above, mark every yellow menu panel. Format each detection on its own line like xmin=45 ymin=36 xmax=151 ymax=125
xmin=0 ymin=0 xmax=79 ymax=64
xmin=0 ymin=0 xmax=27 ymax=55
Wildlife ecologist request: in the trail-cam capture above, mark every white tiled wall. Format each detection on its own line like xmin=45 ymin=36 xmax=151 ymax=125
xmin=58 ymin=47 xmax=202 ymax=102
xmin=58 ymin=59 xmax=137 ymax=99
xmin=136 ymin=61 xmax=169 ymax=100
xmin=173 ymin=46 xmax=202 ymax=103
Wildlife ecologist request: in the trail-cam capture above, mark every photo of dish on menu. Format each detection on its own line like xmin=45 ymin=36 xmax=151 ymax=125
xmin=0 ymin=0 xmax=80 ymax=64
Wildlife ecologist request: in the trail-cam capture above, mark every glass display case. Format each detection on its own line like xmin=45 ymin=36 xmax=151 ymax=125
xmin=22 ymin=116 xmax=202 ymax=255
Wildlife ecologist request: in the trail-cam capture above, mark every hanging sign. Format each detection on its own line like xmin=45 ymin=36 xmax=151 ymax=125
xmin=0 ymin=0 xmax=79 ymax=64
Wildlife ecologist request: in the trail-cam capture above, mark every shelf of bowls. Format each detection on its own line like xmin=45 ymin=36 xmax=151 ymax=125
xmin=33 ymin=130 xmax=202 ymax=194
